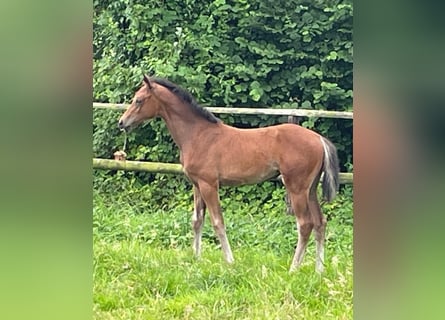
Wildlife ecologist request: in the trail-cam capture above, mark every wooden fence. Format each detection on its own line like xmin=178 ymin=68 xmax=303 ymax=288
xmin=93 ymin=103 xmax=353 ymax=184
xmin=93 ymin=158 xmax=353 ymax=184
xmin=93 ymin=102 xmax=353 ymax=119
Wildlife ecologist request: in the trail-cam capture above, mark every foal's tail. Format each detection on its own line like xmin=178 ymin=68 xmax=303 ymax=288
xmin=320 ymin=137 xmax=340 ymax=202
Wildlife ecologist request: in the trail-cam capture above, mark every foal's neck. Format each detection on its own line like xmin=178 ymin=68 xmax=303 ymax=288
xmin=158 ymin=99 xmax=212 ymax=151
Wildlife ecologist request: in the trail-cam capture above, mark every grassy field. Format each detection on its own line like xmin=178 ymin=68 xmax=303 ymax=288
xmin=93 ymin=187 xmax=353 ymax=319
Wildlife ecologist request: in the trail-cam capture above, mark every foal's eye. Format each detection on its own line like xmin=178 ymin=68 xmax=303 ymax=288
xmin=135 ymin=99 xmax=143 ymax=107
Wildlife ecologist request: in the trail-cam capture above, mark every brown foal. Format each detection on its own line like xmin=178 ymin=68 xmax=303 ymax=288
xmin=118 ymin=76 xmax=339 ymax=273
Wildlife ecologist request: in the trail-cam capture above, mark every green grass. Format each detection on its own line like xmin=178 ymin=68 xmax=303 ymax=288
xmin=93 ymin=188 xmax=353 ymax=319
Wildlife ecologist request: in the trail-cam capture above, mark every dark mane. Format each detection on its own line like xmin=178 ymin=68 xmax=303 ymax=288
xmin=150 ymin=77 xmax=220 ymax=124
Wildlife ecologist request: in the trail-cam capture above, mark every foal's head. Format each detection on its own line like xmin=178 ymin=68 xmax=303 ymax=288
xmin=118 ymin=75 xmax=160 ymax=131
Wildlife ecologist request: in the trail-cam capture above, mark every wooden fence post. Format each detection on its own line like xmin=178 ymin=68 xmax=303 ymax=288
xmin=287 ymin=115 xmax=300 ymax=125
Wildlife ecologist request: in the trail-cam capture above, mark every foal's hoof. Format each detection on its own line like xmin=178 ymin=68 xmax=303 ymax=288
xmin=289 ymin=266 xmax=298 ymax=273
xmin=315 ymin=266 xmax=324 ymax=274
xmin=224 ymin=256 xmax=235 ymax=264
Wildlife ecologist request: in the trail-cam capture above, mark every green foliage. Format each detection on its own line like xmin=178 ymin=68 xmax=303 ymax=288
xmin=93 ymin=0 xmax=352 ymax=205
xmin=95 ymin=0 xmax=352 ymax=108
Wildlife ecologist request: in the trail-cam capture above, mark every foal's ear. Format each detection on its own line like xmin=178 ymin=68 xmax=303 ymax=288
xmin=143 ymin=75 xmax=152 ymax=90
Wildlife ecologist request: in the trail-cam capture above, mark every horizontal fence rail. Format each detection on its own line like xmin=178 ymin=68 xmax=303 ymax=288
xmin=93 ymin=158 xmax=353 ymax=184
xmin=93 ymin=103 xmax=353 ymax=119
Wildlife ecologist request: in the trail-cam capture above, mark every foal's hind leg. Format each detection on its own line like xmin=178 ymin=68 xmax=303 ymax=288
xmin=309 ymin=195 xmax=327 ymax=273
xmin=192 ymin=185 xmax=206 ymax=258
xmin=279 ymin=175 xmax=293 ymax=215
xmin=308 ymin=173 xmax=327 ymax=273
xmin=287 ymin=192 xmax=313 ymax=272
xmin=284 ymin=190 xmax=294 ymax=215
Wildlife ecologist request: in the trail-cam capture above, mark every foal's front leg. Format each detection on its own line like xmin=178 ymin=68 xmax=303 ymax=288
xmin=192 ymin=185 xmax=206 ymax=258
xmin=197 ymin=180 xmax=234 ymax=264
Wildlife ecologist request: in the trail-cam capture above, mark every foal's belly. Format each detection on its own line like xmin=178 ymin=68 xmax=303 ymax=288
xmin=218 ymin=166 xmax=280 ymax=186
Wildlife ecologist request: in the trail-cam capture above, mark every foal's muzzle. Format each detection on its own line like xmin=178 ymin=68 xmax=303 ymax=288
xmin=118 ymin=119 xmax=126 ymax=130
